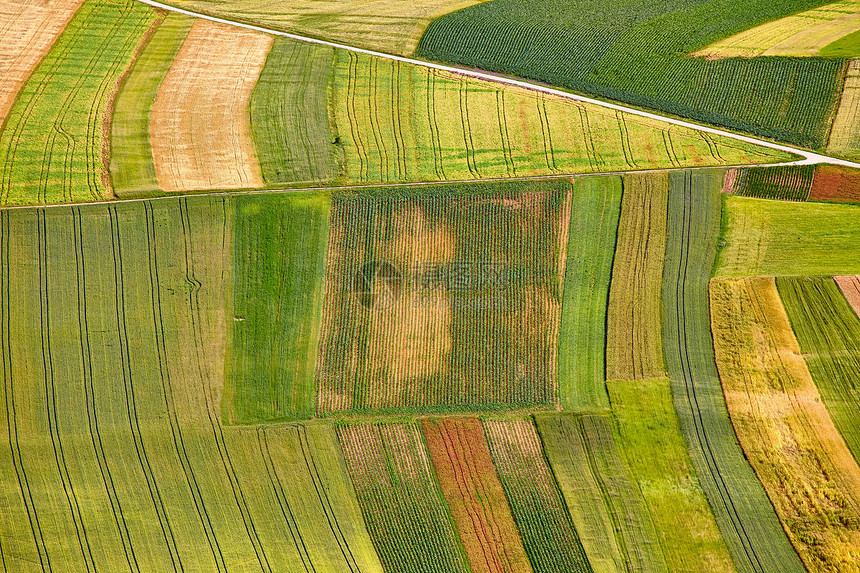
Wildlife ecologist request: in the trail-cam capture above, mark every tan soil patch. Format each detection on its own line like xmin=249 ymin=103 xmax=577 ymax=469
xmin=151 ymin=20 xmax=270 ymax=192
xmin=0 ymin=0 xmax=83 ymax=123
xmin=835 ymin=275 xmax=860 ymax=317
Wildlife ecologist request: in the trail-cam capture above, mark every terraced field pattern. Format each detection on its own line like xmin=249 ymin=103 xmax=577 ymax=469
xmin=3 ymin=0 xmax=860 ymax=572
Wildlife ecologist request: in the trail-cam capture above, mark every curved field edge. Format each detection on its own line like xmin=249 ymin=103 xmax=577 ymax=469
xmin=0 ymin=0 xmax=158 ymax=206
xmin=110 ymin=12 xmax=194 ymax=196
xmin=661 ymin=169 xmax=805 ymax=573
xmin=416 ymin=0 xmax=844 ymax=149
xmin=711 ymin=277 xmax=860 ymax=571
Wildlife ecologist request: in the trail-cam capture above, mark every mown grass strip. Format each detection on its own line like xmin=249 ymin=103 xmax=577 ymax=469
xmin=607 ymin=378 xmax=735 ymax=573
xmin=716 ymin=196 xmax=860 ymax=277
xmin=712 ymin=277 xmax=860 ymax=572
xmin=338 ymin=422 xmax=470 ymax=573
xmin=662 ymin=169 xmax=805 ymax=573
xmin=0 ymin=0 xmax=157 ymax=206
xmin=484 ymin=418 xmax=593 ymax=573
xmin=558 ymin=176 xmax=621 ymax=410
xmin=606 ymin=173 xmax=668 ymax=381
xmin=251 ymin=38 xmax=339 ymax=185
xmin=110 ymin=13 xmax=193 ymax=196
xmin=535 ymin=413 xmax=666 ymax=573
xmin=777 ymin=276 xmax=860 ymax=465
xmin=226 ymin=191 xmax=330 ymax=424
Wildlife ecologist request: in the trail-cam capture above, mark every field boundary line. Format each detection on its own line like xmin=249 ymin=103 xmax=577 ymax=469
xmin=133 ymin=0 xmax=860 ymax=171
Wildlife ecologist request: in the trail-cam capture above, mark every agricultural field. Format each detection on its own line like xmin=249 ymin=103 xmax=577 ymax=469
xmin=711 ymin=277 xmax=860 ymax=571
xmin=777 ymin=277 xmax=860 ymax=464
xmin=417 ymin=0 xmax=846 ymax=148
xmin=423 ymin=418 xmax=533 ymax=573
xmin=315 ymin=180 xmax=570 ymax=415
xmin=607 ymin=378 xmax=736 ymax=573
xmin=836 ymin=275 xmax=860 ymax=315
xmin=332 ymin=50 xmax=788 ymax=184
xmin=483 ymin=418 xmax=592 ymax=573
xmin=557 ymin=176 xmax=621 ymax=410
xmin=110 ymin=14 xmax=193 ymax=196
xmin=810 ymin=164 xmax=860 ymax=202
xmin=827 ymin=60 xmax=860 ymax=160
xmin=250 ymin=39 xmax=339 ymax=185
xmin=695 ymin=1 xmax=860 ymax=58
xmin=723 ymin=165 xmax=815 ymax=201
xmin=172 ymin=0 xmax=491 ymax=55
xmin=0 ymin=198 xmax=385 ymax=571
xmin=606 ymin=173 xmax=668 ymax=381
xmin=0 ymin=0 xmax=83 ymax=123
xmin=0 ymin=0 xmax=157 ymax=206
xmin=661 ymin=169 xmax=806 ymax=573
xmin=150 ymin=20 xmax=271 ymax=192
xmin=225 ymin=192 xmax=330 ymax=424
xmin=716 ymin=196 xmax=860 ymax=277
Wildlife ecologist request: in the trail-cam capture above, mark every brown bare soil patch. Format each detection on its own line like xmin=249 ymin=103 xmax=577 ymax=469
xmin=150 ymin=20 xmax=270 ymax=192
xmin=0 ymin=0 xmax=83 ymax=123
xmin=835 ymin=276 xmax=860 ymax=318
xmin=810 ymin=165 xmax=860 ymax=204
xmin=422 ymin=418 xmax=532 ymax=573
xmin=712 ymin=277 xmax=860 ymax=572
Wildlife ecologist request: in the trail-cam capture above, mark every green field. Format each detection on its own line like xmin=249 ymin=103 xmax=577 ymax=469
xmin=0 ymin=0 xmax=157 ymax=206
xmin=337 ymin=423 xmax=469 ymax=573
xmin=331 ymin=50 xmax=789 ymax=185
xmin=110 ymin=13 xmax=193 ymax=196
xmin=728 ymin=165 xmax=814 ymax=201
xmin=606 ymin=173 xmax=668 ymax=381
xmin=535 ymin=413 xmax=665 ymax=573
xmin=0 ymin=198 xmax=382 ymax=571
xmin=716 ymin=196 xmax=860 ymax=277
xmin=820 ymin=28 xmax=860 ymax=57
xmin=417 ymin=0 xmax=845 ymax=148
xmin=225 ymin=192 xmax=330 ymax=424
xmin=250 ymin=39 xmax=340 ymax=185
xmin=661 ymin=169 xmax=805 ymax=573
xmin=558 ymin=176 xmax=622 ymax=410
xmin=316 ymin=179 xmax=570 ymax=415
xmin=607 ymin=378 xmax=735 ymax=573
xmin=483 ymin=418 xmax=592 ymax=573
xmin=777 ymin=276 xmax=860 ymax=464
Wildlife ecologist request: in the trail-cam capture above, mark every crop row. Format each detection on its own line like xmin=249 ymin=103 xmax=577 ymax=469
xmin=728 ymin=165 xmax=814 ymax=201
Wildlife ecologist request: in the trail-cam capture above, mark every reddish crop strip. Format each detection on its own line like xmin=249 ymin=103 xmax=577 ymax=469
xmin=422 ymin=418 xmax=532 ymax=573
xmin=810 ymin=165 xmax=860 ymax=203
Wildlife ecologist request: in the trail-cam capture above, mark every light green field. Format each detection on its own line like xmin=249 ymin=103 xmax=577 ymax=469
xmin=331 ymin=50 xmax=789 ymax=185
xmin=777 ymin=276 xmax=860 ymax=464
xmin=607 ymin=378 xmax=736 ymax=573
xmin=606 ymin=173 xmax=667 ymax=381
xmin=0 ymin=0 xmax=157 ymax=206
xmin=226 ymin=192 xmax=330 ymax=424
xmin=535 ymin=413 xmax=665 ymax=573
xmin=250 ymin=38 xmax=340 ymax=185
xmin=558 ymin=175 xmax=621 ymax=410
xmin=0 ymin=199 xmax=382 ymax=571
xmin=111 ymin=13 xmax=193 ymax=196
xmin=716 ymin=196 xmax=860 ymax=277
xmin=661 ymin=170 xmax=805 ymax=573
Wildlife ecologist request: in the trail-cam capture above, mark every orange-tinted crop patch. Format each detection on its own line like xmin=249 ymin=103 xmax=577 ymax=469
xmin=810 ymin=164 xmax=860 ymax=203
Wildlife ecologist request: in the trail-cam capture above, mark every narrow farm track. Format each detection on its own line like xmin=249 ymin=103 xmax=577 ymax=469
xmin=133 ymin=0 xmax=860 ymax=171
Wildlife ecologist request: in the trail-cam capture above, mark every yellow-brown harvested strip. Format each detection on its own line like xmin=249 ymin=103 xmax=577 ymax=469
xmin=151 ymin=20 xmax=270 ymax=192
xmin=711 ymin=276 xmax=860 ymax=572
xmin=606 ymin=172 xmax=668 ymax=381
xmin=827 ymin=60 xmax=860 ymax=160
xmin=835 ymin=275 xmax=860 ymax=317
xmin=0 ymin=0 xmax=83 ymax=123
xmin=422 ymin=418 xmax=533 ymax=573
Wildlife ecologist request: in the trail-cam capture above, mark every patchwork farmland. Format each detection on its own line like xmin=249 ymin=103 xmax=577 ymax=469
xmin=4 ymin=0 xmax=860 ymax=572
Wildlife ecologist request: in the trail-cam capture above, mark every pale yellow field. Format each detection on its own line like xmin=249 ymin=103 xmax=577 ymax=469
xmin=0 ymin=0 xmax=83 ymax=123
xmin=827 ymin=60 xmax=860 ymax=159
xmin=696 ymin=1 xmax=860 ymax=58
xmin=150 ymin=20 xmax=271 ymax=192
xmin=178 ymin=0 xmax=489 ymax=55
xmin=711 ymin=277 xmax=860 ymax=572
